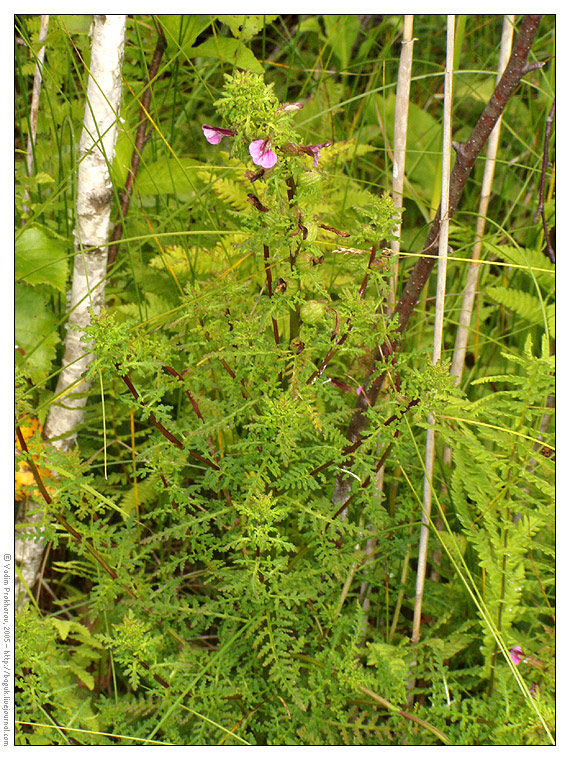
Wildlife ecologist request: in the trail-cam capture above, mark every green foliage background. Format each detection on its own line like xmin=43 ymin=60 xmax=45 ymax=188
xmin=15 ymin=14 xmax=554 ymax=745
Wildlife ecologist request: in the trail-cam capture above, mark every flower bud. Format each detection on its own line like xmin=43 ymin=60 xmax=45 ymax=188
xmin=300 ymin=300 xmax=326 ymax=325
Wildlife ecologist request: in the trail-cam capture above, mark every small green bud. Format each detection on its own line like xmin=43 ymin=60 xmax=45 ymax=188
xmin=305 ymin=223 xmax=318 ymax=243
xmin=300 ymin=300 xmax=326 ymax=325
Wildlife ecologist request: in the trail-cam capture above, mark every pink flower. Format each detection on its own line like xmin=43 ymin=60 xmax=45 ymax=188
xmin=202 ymin=124 xmax=237 ymax=145
xmin=509 ymin=646 xmax=524 ymax=666
xmin=249 ymin=138 xmax=278 ymax=169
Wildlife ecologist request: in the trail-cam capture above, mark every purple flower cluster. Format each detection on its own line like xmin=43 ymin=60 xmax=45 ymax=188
xmin=202 ymin=107 xmax=331 ymax=171
xmin=202 ymin=124 xmax=277 ymax=168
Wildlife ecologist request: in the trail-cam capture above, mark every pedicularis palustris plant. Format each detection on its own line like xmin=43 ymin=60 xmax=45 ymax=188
xmin=16 ymin=58 xmax=554 ymax=745
xmin=79 ymin=72 xmax=451 ymax=737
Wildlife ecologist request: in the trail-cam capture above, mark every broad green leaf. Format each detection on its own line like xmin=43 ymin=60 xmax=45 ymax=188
xmin=297 ymin=17 xmax=322 ymax=34
xmin=159 ymin=15 xmax=213 ymax=56
xmin=15 ymin=226 xmax=69 ymax=293
xmin=136 ymin=158 xmax=204 ymax=197
xmin=217 ymin=15 xmax=278 ymax=41
xmin=323 ymin=15 xmax=361 ymax=70
xmin=112 ymin=117 xmax=134 ymax=189
xmin=58 ymin=15 xmax=92 ymax=35
xmin=15 ymin=283 xmax=60 ymax=384
xmin=191 ymin=37 xmax=264 ymax=74
xmin=365 ymin=93 xmax=442 ymax=203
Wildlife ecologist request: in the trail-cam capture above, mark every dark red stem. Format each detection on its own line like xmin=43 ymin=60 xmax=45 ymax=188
xmin=306 ymin=245 xmax=377 ymax=386
xmin=263 ymin=244 xmax=281 ymax=346
xmin=115 ymin=366 xmax=220 ymax=471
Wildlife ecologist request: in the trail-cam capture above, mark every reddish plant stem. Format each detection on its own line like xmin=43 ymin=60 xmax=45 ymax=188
xmin=162 ymin=365 xmax=233 ymax=507
xmin=320 ymin=224 xmax=350 ymax=237
xmin=306 ymin=245 xmax=378 ymax=386
xmin=107 ymin=29 xmax=166 ymax=270
xmin=263 ymin=244 xmax=281 ymax=346
xmin=115 ymin=366 xmax=220 ymax=471
xmin=163 ymin=364 xmax=204 ymax=421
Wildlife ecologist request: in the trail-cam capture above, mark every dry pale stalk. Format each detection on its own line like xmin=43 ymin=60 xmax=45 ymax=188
xmin=22 ymin=14 xmax=49 ymax=218
xmin=430 ymin=17 xmax=516 ymax=580
xmin=330 ymin=16 xmax=544 ymax=525
xmin=450 ymin=15 xmax=515 ymax=385
xmin=390 ymin=15 xmax=415 ymax=305
xmin=411 ymin=15 xmax=455 ymax=648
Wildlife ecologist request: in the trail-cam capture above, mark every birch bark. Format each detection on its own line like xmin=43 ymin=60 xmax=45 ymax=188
xmin=15 ymin=15 xmax=127 ymax=607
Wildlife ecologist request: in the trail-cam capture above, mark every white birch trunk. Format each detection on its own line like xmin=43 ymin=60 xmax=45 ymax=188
xmin=16 ymin=15 xmax=127 ymax=608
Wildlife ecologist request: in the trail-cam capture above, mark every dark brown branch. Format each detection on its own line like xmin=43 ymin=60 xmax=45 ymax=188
xmin=331 ymin=14 xmax=544 ymax=510
xmin=533 ymin=99 xmax=555 ymax=264
xmin=389 ymin=15 xmax=543 ymax=355
xmin=354 ymin=15 xmax=542 ymax=438
xmin=107 ymin=28 xmax=166 ymax=270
